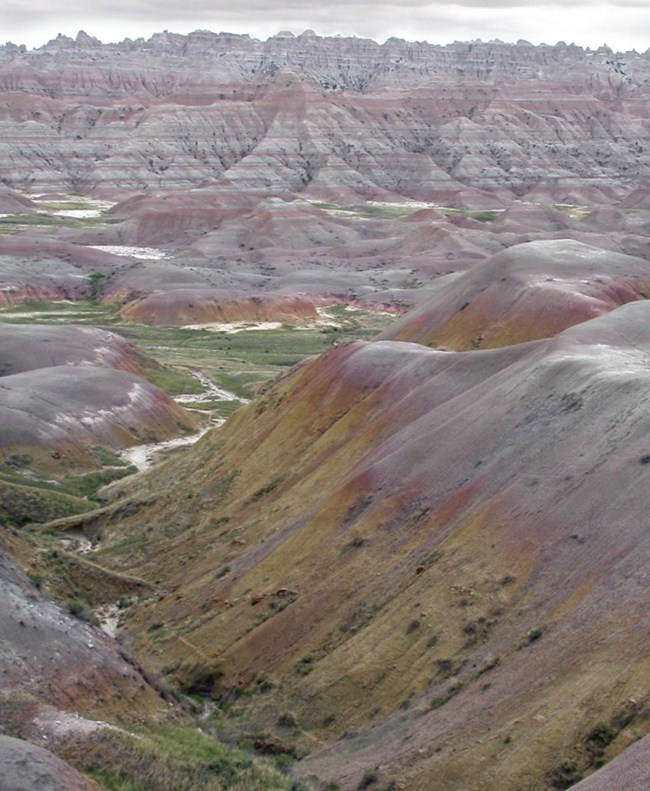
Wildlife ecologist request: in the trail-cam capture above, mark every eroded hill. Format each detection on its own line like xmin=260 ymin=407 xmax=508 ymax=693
xmin=50 ymin=241 xmax=650 ymax=790
xmin=1 ymin=28 xmax=650 ymax=791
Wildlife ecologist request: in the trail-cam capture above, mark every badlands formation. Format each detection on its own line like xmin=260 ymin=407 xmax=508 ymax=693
xmin=0 ymin=29 xmax=649 ymax=791
xmin=1 ymin=31 xmax=650 ymax=316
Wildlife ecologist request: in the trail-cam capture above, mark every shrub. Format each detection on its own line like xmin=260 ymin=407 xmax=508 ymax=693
xmin=28 ymin=572 xmax=43 ymax=590
xmin=419 ymin=549 xmax=442 ymax=568
xmin=586 ymin=722 xmax=618 ymax=765
xmin=66 ymin=598 xmax=92 ymax=622
xmin=358 ymin=768 xmax=379 ymax=789
xmin=250 ymin=476 xmax=285 ymax=502
xmin=546 ymin=761 xmax=583 ymax=789
xmin=527 ymin=627 xmax=543 ymax=643
xmin=179 ymin=663 xmax=224 ymax=698
xmin=294 ymin=655 xmax=313 ymax=676
xmin=277 ymin=711 xmax=298 ymax=728
xmin=255 ymin=674 xmax=274 ymax=693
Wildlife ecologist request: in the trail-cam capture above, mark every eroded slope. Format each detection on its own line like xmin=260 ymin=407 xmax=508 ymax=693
xmin=66 ymin=294 xmax=650 ymax=789
xmin=380 ymin=239 xmax=650 ymax=349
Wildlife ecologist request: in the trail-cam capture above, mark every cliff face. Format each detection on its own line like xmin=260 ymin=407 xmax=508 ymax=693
xmin=0 ymin=32 xmax=648 ymax=195
xmin=2 ymin=31 xmax=644 ymax=94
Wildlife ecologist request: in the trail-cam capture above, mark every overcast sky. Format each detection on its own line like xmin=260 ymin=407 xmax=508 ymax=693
xmin=3 ymin=0 xmax=649 ymax=53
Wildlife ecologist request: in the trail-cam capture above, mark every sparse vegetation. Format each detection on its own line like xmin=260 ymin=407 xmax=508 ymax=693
xmin=0 ymin=478 xmax=95 ymax=526
xmin=65 ymin=722 xmax=297 ymax=791
xmin=585 ymin=721 xmax=618 ymax=765
xmin=27 ymin=571 xmax=44 ymax=589
xmin=435 ymin=658 xmax=455 ymax=677
xmin=0 ymin=213 xmax=103 ymax=232
xmin=358 ymin=768 xmax=379 ymax=789
xmin=527 ymin=627 xmax=543 ymax=643
xmin=255 ymin=675 xmax=274 ymax=693
xmin=60 ymin=467 xmax=138 ymax=500
xmin=88 ymin=271 xmax=106 ymax=301
xmin=179 ymin=663 xmax=224 ymax=698
xmin=250 ymin=476 xmax=285 ymax=502
xmin=66 ymin=597 xmax=94 ymax=622
xmin=418 ymin=549 xmax=442 ymax=569
xmin=294 ymin=655 xmax=314 ymax=676
xmin=545 ymin=702 xmax=645 ymax=787
xmin=277 ymin=711 xmax=298 ymax=728
xmin=546 ymin=761 xmax=583 ymax=789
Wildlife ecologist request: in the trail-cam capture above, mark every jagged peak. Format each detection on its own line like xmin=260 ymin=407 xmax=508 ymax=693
xmin=11 ymin=28 xmax=636 ymax=59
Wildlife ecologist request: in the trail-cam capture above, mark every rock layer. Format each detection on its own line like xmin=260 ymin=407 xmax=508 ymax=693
xmin=0 ymin=34 xmax=648 ymax=196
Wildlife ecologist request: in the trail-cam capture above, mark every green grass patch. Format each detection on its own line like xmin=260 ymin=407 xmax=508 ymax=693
xmin=250 ymin=476 xmax=285 ymax=502
xmin=312 ymin=201 xmax=502 ymax=222
xmin=0 ymin=213 xmax=103 ymax=231
xmin=438 ymin=207 xmax=502 ymax=222
xmin=36 ymin=200 xmax=102 ymax=211
xmin=91 ymin=446 xmax=131 ymax=467
xmin=60 ymin=467 xmax=138 ymax=500
xmin=105 ymin=307 xmax=393 ymax=403
xmin=0 ymin=479 xmax=95 ymax=526
xmin=355 ymin=204 xmax=419 ymax=219
xmin=142 ymin=364 xmax=204 ymax=396
xmin=72 ymin=722 xmax=298 ymax=791
xmin=552 ymin=203 xmax=590 ymax=219
xmin=294 ymin=655 xmax=314 ymax=676
xmin=419 ymin=549 xmax=442 ymax=569
xmin=1 ymin=301 xmax=393 ymax=406
xmin=0 ymin=300 xmax=118 ymax=322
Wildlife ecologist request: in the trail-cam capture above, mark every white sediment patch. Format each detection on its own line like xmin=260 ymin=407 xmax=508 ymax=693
xmin=0 ymin=308 xmax=99 ymax=319
xmin=186 ymin=310 xmax=342 ymax=334
xmin=367 ymin=199 xmax=433 ymax=209
xmin=54 ymin=209 xmax=104 ymax=218
xmin=184 ymin=320 xmax=285 ymax=333
xmin=366 ymin=200 xmax=506 ymax=215
xmin=175 ymin=369 xmax=248 ymax=404
xmin=34 ymin=709 xmax=114 ymax=739
xmin=342 ymin=304 xmax=395 ymax=316
xmin=61 ymin=535 xmax=95 ymax=554
xmin=117 ymin=371 xmax=249 ymax=469
xmin=89 ymin=245 xmax=168 ymax=259
xmin=119 ymin=424 xmax=215 ymax=471
xmin=95 ymin=603 xmax=121 ymax=638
